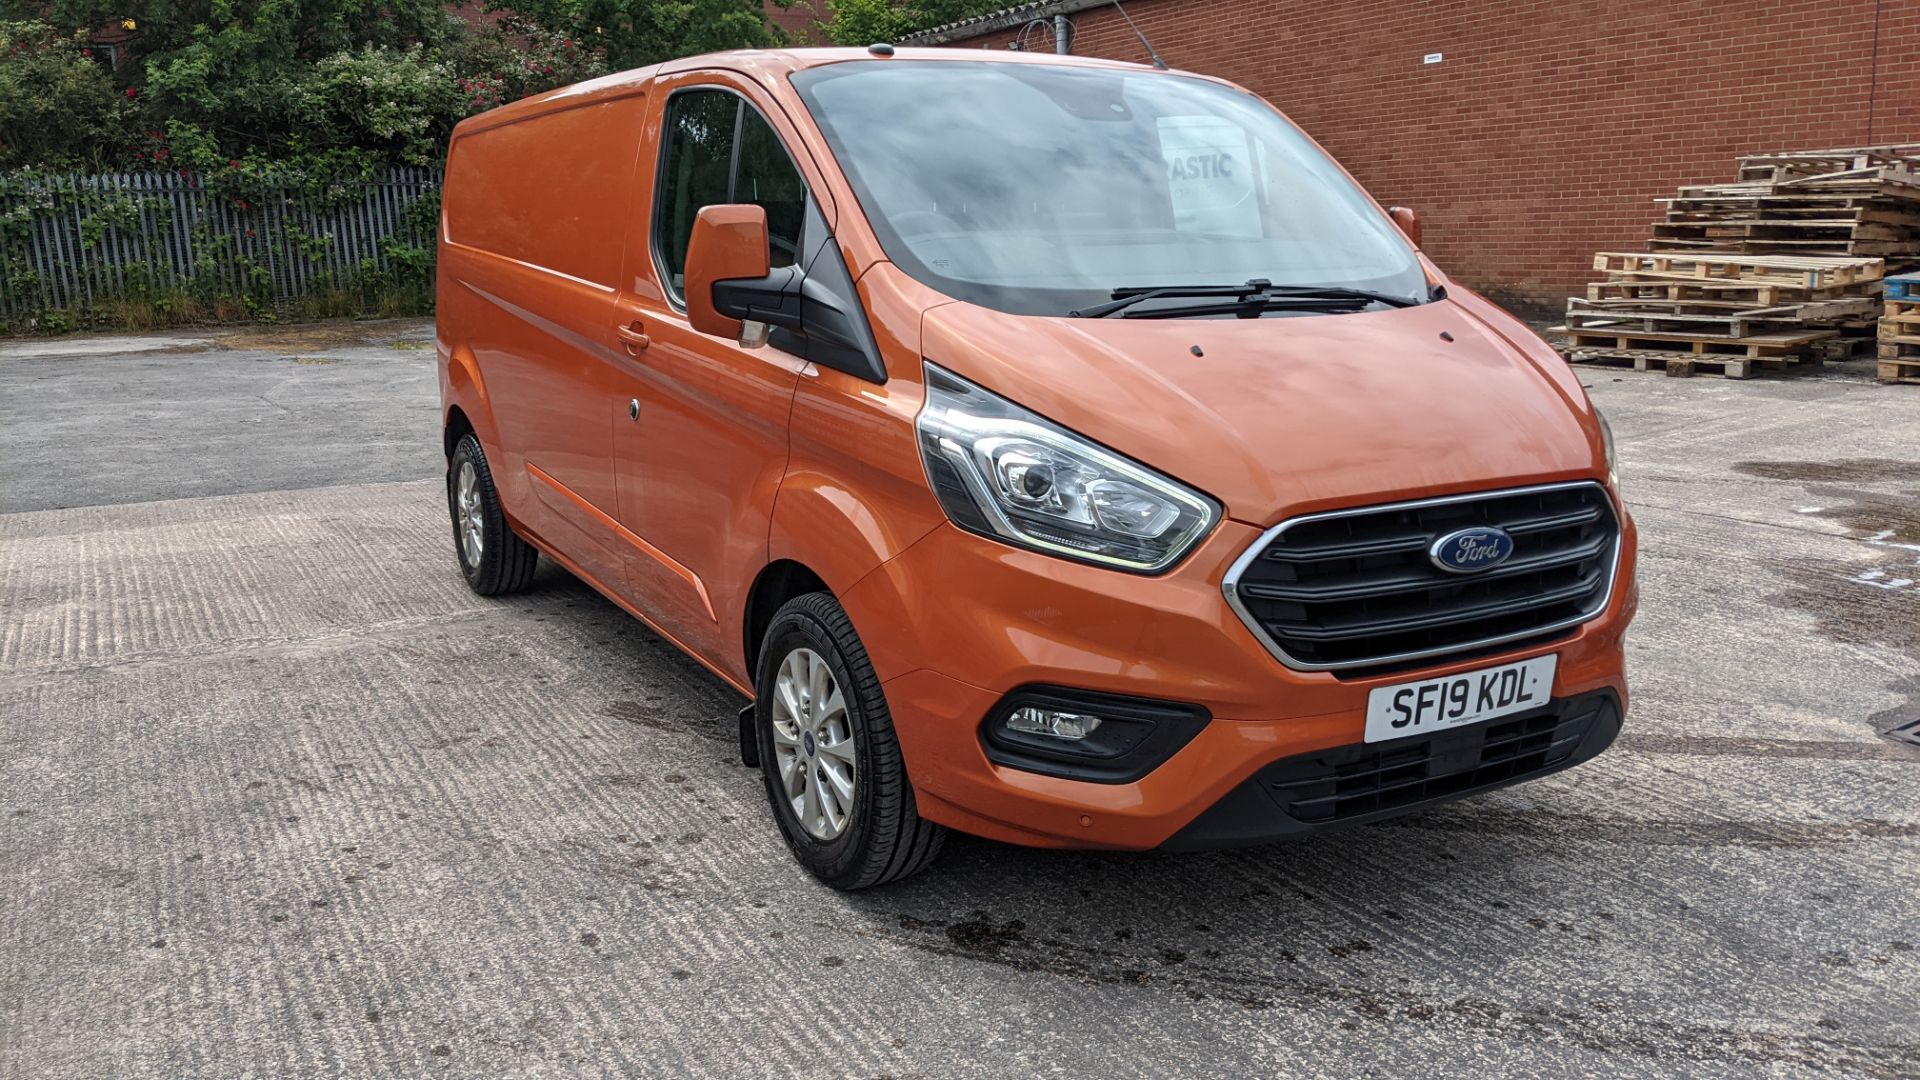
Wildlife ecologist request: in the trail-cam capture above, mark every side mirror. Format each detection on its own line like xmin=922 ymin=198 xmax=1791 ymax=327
xmin=1388 ymin=206 xmax=1422 ymax=248
xmin=680 ymin=201 xmax=885 ymax=382
xmin=686 ymin=204 xmax=773 ymax=340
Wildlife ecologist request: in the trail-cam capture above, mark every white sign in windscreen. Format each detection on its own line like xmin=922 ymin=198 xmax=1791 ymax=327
xmin=1158 ymin=115 xmax=1261 ymax=239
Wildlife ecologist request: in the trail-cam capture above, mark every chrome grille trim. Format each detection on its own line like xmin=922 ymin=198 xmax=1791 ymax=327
xmin=1221 ymin=481 xmax=1623 ymax=674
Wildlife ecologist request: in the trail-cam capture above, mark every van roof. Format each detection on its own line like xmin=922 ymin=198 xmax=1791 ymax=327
xmin=453 ymin=47 xmax=1182 ymax=138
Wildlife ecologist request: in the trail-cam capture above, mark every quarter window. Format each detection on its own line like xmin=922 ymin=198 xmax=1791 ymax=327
xmin=655 ymin=89 xmax=807 ymax=300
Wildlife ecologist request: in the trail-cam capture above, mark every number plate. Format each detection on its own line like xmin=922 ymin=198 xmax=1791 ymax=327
xmin=1363 ymin=654 xmax=1558 ymax=744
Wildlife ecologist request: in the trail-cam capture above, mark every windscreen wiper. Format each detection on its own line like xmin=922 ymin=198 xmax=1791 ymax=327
xmin=1070 ymin=279 xmax=1421 ymax=319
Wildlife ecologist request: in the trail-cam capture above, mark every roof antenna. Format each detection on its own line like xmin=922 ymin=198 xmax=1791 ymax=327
xmin=1109 ymin=0 xmax=1168 ymax=69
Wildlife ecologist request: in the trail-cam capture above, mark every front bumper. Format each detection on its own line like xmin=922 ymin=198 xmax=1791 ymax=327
xmin=1162 ymin=689 xmax=1621 ymax=850
xmin=841 ymin=505 xmax=1637 ymax=851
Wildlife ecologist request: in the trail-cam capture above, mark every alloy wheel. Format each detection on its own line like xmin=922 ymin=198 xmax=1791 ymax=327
xmin=769 ymin=646 xmax=858 ymax=840
xmin=456 ymin=459 xmax=484 ymax=567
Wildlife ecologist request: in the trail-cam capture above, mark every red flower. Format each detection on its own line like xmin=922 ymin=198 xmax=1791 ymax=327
xmin=125 ymin=86 xmax=137 ymax=99
xmin=154 ymin=148 xmax=168 ymax=159
xmin=246 ymin=229 xmax=256 ymax=238
xmin=235 ymin=199 xmax=248 ymax=209
xmin=228 ymin=159 xmax=240 ymax=169
xmin=82 ymin=48 xmax=93 ymax=58
xmin=177 ymin=168 xmax=188 ymax=178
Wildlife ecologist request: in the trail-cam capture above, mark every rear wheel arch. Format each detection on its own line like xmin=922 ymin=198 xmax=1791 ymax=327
xmin=442 ymin=343 xmax=497 ymax=452
xmin=444 ymin=404 xmax=476 ymax=459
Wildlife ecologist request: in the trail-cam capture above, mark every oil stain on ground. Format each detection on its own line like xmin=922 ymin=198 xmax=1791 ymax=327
xmin=1732 ymin=460 xmax=1920 ymax=741
xmin=1733 ymin=464 xmax=1920 ymax=649
xmin=1733 ymin=459 xmax=1920 ymax=486
xmin=865 ymin=909 xmax=1919 ymax=1078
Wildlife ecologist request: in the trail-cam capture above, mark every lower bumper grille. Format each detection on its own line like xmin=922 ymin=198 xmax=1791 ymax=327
xmin=1160 ymin=690 xmax=1623 ymax=851
xmin=1268 ymin=692 xmax=1611 ymax=825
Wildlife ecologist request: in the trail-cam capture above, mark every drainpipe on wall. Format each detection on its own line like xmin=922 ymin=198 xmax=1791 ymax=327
xmin=1055 ymin=14 xmax=1070 ymax=54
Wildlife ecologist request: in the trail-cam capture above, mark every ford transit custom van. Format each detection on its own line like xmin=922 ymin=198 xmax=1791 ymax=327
xmin=437 ymin=48 xmax=1637 ymax=889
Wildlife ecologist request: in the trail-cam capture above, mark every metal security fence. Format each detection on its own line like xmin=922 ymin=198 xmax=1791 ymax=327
xmin=0 ymin=167 xmax=441 ymax=322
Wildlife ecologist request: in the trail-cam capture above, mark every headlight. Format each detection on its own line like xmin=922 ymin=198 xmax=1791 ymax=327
xmin=1595 ymin=406 xmax=1620 ymax=492
xmin=916 ymin=363 xmax=1220 ymax=573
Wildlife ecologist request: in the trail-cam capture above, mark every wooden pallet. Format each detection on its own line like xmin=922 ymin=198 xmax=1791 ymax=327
xmin=1813 ymin=334 xmax=1881 ymax=363
xmin=1687 ymin=177 xmax=1920 ymax=198
xmin=1663 ymin=208 xmax=1920 ymax=230
xmin=1661 ymin=203 xmax=1920 ymax=227
xmin=1666 ymin=190 xmax=1897 ymax=207
xmin=1561 ymin=346 xmax=1794 ymax=379
xmin=1879 ymin=296 xmax=1920 ymax=324
xmin=1735 ymin=147 xmax=1920 ymax=184
xmin=1646 ymin=236 xmax=1920 ymax=258
xmin=1880 ymin=356 xmax=1920 ymax=384
xmin=1584 ymin=278 xmax=1873 ymax=305
xmin=1654 ymin=220 xmax=1909 ymax=239
xmin=1551 ymin=325 xmax=1835 ymax=357
xmin=1591 ymin=252 xmax=1883 ymax=288
xmin=1568 ymin=296 xmax=1875 ymax=323
xmin=1877 ymin=299 xmax=1920 ymax=357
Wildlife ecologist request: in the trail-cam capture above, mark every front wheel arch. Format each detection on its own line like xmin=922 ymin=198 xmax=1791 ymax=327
xmin=742 ymin=559 xmax=831 ymax=675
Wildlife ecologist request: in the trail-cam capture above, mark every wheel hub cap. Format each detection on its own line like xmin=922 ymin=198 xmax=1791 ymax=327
xmin=770 ymin=647 xmax=856 ymax=841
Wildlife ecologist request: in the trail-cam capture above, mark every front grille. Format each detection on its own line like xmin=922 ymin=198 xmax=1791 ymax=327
xmin=1264 ymin=693 xmax=1611 ymax=825
xmin=1224 ymin=482 xmax=1620 ymax=672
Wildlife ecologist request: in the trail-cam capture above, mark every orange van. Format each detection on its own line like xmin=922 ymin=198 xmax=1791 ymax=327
xmin=437 ymin=47 xmax=1637 ymax=889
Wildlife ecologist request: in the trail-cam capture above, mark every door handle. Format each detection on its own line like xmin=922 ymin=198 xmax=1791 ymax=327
xmin=615 ymin=320 xmax=650 ymax=353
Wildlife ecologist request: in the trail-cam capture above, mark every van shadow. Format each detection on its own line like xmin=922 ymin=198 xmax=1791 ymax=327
xmin=830 ymin=806 xmax=1560 ymax=1010
xmin=515 ymin=562 xmax=1601 ymax=1011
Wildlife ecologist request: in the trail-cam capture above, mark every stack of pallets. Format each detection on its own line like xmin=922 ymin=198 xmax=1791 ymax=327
xmin=1878 ymin=273 xmax=1920 ymax=384
xmin=1557 ymin=252 xmax=1884 ymax=378
xmin=1650 ymin=148 xmax=1920 ymax=261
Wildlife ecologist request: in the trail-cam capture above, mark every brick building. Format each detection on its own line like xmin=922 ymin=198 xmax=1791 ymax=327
xmin=768 ymin=0 xmax=830 ymax=41
xmin=903 ymin=0 xmax=1920 ymax=316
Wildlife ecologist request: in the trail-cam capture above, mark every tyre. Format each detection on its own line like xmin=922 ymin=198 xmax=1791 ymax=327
xmin=447 ymin=432 xmax=539 ymax=595
xmin=754 ymin=592 xmax=946 ymax=889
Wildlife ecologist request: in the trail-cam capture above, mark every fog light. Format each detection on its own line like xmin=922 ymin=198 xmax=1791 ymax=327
xmin=981 ymin=686 xmax=1211 ymax=784
xmin=1006 ymin=706 xmax=1102 ymax=740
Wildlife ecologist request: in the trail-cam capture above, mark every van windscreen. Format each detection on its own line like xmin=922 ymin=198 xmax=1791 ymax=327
xmin=791 ymin=61 xmax=1425 ymax=317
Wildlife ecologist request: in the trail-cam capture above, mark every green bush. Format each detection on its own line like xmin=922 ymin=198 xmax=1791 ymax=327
xmin=445 ymin=15 xmax=611 ymax=113
xmin=0 ymin=21 xmax=131 ymax=169
xmin=302 ymin=45 xmax=463 ymax=165
xmin=821 ymin=0 xmax=1011 ymax=45
xmin=0 ymin=1 xmax=789 ymax=332
xmin=10 ymin=1 xmax=779 ymax=174
xmin=484 ymin=0 xmax=782 ymax=72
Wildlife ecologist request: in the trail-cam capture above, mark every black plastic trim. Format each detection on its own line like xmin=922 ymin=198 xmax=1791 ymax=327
xmin=1161 ymin=689 xmax=1621 ymax=850
xmin=980 ymin=685 xmax=1210 ymax=784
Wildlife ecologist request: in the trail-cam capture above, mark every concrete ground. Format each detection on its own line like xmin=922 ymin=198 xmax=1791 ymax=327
xmin=1 ymin=321 xmax=1916 ymax=1078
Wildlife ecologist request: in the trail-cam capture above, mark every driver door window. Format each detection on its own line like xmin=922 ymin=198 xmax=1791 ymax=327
xmin=655 ymin=89 xmax=806 ymax=300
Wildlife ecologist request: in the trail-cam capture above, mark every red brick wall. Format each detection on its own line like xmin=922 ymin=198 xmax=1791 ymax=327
xmin=945 ymin=0 xmax=1920 ymax=316
xmin=768 ymin=0 xmax=829 ymax=42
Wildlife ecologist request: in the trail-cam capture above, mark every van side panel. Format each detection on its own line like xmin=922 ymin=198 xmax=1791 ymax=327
xmin=444 ymin=100 xmax=635 ymax=287
xmin=439 ymin=96 xmax=649 ymax=592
